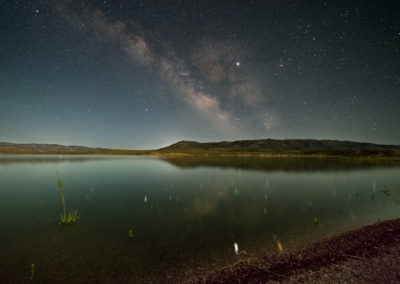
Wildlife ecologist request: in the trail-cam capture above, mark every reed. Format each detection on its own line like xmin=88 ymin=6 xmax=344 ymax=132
xmin=57 ymin=174 xmax=66 ymax=224
xmin=30 ymin=263 xmax=35 ymax=280
xmin=57 ymin=173 xmax=79 ymax=225
xmin=65 ymin=210 xmax=79 ymax=224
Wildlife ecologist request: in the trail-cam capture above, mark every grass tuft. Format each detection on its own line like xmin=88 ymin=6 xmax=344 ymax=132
xmin=30 ymin=263 xmax=35 ymax=280
xmin=57 ymin=173 xmax=79 ymax=225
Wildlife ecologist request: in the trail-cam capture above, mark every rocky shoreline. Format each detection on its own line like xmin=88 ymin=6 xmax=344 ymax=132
xmin=188 ymin=219 xmax=400 ymax=283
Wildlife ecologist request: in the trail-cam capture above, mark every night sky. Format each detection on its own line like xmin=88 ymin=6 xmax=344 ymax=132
xmin=1 ymin=1 xmax=399 ymax=149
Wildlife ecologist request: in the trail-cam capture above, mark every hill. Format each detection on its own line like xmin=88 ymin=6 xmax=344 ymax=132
xmin=159 ymin=139 xmax=400 ymax=156
xmin=1 ymin=139 xmax=400 ymax=157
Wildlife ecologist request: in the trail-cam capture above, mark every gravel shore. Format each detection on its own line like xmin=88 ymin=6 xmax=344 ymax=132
xmin=189 ymin=219 xmax=400 ymax=283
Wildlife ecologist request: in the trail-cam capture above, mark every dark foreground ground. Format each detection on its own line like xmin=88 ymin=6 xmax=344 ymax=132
xmin=188 ymin=219 xmax=400 ymax=283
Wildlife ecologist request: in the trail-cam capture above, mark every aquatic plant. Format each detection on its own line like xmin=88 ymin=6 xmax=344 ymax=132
xmin=313 ymin=217 xmax=319 ymax=225
xmin=61 ymin=210 xmax=79 ymax=224
xmin=57 ymin=174 xmax=79 ymax=225
xmin=30 ymin=263 xmax=35 ymax=280
xmin=128 ymin=229 xmax=133 ymax=239
xmin=57 ymin=175 xmax=66 ymax=224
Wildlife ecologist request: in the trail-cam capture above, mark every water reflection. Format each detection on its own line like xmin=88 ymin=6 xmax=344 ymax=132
xmin=1 ymin=154 xmax=400 ymax=172
xmin=234 ymin=242 xmax=239 ymax=255
xmin=161 ymin=155 xmax=400 ymax=172
xmin=0 ymin=155 xmax=399 ymax=282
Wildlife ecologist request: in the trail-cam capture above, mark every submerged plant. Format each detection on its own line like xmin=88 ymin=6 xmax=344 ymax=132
xmin=30 ymin=263 xmax=35 ymax=280
xmin=128 ymin=229 xmax=133 ymax=239
xmin=61 ymin=210 xmax=79 ymax=224
xmin=57 ymin=173 xmax=79 ymax=225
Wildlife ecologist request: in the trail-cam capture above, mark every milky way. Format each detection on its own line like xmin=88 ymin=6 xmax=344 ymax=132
xmin=0 ymin=1 xmax=399 ymax=148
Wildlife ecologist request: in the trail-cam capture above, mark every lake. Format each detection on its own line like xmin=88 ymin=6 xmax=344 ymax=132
xmin=0 ymin=155 xmax=399 ymax=282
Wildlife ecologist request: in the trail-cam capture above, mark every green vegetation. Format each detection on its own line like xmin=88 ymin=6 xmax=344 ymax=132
xmin=158 ymin=139 xmax=400 ymax=159
xmin=128 ymin=229 xmax=133 ymax=239
xmin=30 ymin=263 xmax=35 ymax=280
xmin=313 ymin=217 xmax=319 ymax=225
xmin=57 ymin=175 xmax=66 ymax=224
xmin=1 ymin=140 xmax=400 ymax=159
xmin=57 ymin=174 xmax=79 ymax=225
xmin=63 ymin=210 xmax=79 ymax=224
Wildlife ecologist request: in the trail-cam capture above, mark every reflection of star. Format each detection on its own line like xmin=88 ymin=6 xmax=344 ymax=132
xmin=236 ymin=62 xmax=240 ymax=66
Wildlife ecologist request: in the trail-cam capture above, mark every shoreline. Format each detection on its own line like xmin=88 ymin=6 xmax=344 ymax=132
xmin=188 ymin=218 xmax=400 ymax=283
xmin=0 ymin=151 xmax=400 ymax=161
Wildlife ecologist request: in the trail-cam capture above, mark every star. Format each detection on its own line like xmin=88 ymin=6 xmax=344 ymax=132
xmin=1 ymin=0 xmax=398 ymax=148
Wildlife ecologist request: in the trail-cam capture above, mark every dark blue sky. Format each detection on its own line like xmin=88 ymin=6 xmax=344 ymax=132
xmin=1 ymin=0 xmax=399 ymax=149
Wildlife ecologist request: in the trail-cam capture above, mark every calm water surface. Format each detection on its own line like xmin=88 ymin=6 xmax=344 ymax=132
xmin=0 ymin=155 xmax=399 ymax=282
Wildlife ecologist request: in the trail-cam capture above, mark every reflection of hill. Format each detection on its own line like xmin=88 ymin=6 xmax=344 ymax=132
xmin=2 ymin=155 xmax=399 ymax=171
xmin=160 ymin=156 xmax=400 ymax=172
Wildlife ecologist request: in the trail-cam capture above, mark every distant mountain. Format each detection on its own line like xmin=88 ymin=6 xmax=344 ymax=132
xmin=0 ymin=142 xmax=107 ymax=154
xmin=160 ymin=139 xmax=400 ymax=156
xmin=1 ymin=139 xmax=399 ymax=157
